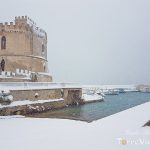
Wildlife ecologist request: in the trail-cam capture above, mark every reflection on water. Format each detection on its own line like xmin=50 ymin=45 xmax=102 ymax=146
xmin=29 ymin=92 xmax=150 ymax=122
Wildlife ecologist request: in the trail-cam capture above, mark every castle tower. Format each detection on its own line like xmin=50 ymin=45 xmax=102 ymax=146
xmin=0 ymin=16 xmax=52 ymax=82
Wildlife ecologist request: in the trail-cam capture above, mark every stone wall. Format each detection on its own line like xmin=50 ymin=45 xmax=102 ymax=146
xmin=11 ymin=89 xmax=62 ymax=101
xmin=0 ymin=16 xmax=49 ymax=75
xmin=63 ymin=88 xmax=83 ymax=105
xmin=0 ymin=52 xmax=48 ymax=73
xmin=0 ymin=78 xmax=30 ymax=82
xmin=10 ymin=88 xmax=83 ymax=104
xmin=0 ymin=100 xmax=66 ymax=116
xmin=0 ymin=28 xmax=31 ymax=56
xmin=36 ymin=73 xmax=52 ymax=82
xmin=0 ymin=88 xmax=83 ymax=116
xmin=0 ymin=16 xmax=47 ymax=60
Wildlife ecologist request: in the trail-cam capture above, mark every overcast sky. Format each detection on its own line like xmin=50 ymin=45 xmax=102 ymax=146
xmin=0 ymin=0 xmax=150 ymax=84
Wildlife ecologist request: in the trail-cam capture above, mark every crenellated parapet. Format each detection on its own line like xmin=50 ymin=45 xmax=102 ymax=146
xmin=15 ymin=16 xmax=28 ymax=25
xmin=0 ymin=16 xmax=47 ymax=38
xmin=0 ymin=16 xmax=50 ymax=82
xmin=0 ymin=22 xmax=27 ymax=33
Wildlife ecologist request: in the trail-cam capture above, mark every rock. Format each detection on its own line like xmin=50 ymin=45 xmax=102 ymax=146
xmin=143 ymin=120 xmax=150 ymax=127
xmin=16 ymin=111 xmax=21 ymax=115
xmin=0 ymin=90 xmax=13 ymax=105
xmin=4 ymin=95 xmax=13 ymax=102
xmin=0 ymin=101 xmax=66 ymax=116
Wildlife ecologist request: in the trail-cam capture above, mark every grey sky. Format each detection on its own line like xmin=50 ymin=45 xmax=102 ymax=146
xmin=0 ymin=0 xmax=150 ymax=84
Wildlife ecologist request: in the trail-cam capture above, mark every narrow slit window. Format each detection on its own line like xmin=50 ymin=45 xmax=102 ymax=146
xmin=42 ymin=44 xmax=44 ymax=52
xmin=1 ymin=36 xmax=6 ymax=49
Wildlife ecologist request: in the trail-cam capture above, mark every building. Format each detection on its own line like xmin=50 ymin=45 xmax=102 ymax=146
xmin=136 ymin=84 xmax=150 ymax=93
xmin=0 ymin=16 xmax=52 ymax=82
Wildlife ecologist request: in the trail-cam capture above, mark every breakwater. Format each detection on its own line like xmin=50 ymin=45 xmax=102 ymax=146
xmin=0 ymin=82 xmax=83 ymax=116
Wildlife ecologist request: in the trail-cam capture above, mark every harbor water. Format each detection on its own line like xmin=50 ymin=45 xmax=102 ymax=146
xmin=30 ymin=92 xmax=150 ymax=122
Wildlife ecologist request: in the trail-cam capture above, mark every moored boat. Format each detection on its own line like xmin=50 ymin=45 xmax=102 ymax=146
xmin=104 ymin=89 xmax=119 ymax=95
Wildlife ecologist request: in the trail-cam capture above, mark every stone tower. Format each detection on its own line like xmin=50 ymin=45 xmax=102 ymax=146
xmin=0 ymin=16 xmax=52 ymax=82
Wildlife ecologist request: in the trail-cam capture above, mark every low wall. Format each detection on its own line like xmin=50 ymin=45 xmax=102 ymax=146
xmin=36 ymin=74 xmax=52 ymax=82
xmin=10 ymin=89 xmax=62 ymax=101
xmin=0 ymin=88 xmax=83 ymax=116
xmin=63 ymin=89 xmax=82 ymax=105
xmin=10 ymin=88 xmax=83 ymax=104
xmin=0 ymin=74 xmax=52 ymax=82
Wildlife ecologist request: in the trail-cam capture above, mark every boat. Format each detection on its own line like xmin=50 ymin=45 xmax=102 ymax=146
xmin=118 ymin=88 xmax=126 ymax=93
xmin=104 ymin=89 xmax=119 ymax=95
xmin=95 ymin=89 xmax=106 ymax=97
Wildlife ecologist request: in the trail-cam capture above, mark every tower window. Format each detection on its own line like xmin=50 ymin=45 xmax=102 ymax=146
xmin=43 ymin=63 xmax=46 ymax=72
xmin=1 ymin=36 xmax=6 ymax=50
xmin=42 ymin=44 xmax=44 ymax=52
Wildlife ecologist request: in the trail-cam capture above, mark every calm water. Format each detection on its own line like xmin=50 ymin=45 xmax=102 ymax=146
xmin=30 ymin=92 xmax=150 ymax=122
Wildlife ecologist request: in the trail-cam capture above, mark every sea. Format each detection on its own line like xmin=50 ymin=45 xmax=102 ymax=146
xmin=30 ymin=92 xmax=150 ymax=122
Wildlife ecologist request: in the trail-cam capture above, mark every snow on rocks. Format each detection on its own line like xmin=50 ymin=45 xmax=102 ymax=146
xmin=0 ymin=98 xmax=64 ymax=109
xmin=0 ymin=90 xmax=13 ymax=104
xmin=0 ymin=98 xmax=65 ymax=116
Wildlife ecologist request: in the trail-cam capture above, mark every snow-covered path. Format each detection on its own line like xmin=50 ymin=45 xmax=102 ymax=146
xmin=0 ymin=102 xmax=150 ymax=150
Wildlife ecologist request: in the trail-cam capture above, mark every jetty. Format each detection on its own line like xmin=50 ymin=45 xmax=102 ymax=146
xmin=0 ymin=82 xmax=83 ymax=116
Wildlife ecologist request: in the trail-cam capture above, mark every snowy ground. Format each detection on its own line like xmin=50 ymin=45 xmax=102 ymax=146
xmin=0 ymin=102 xmax=150 ymax=150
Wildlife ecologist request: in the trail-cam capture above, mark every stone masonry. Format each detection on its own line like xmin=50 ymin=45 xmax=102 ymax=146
xmin=0 ymin=16 xmax=52 ymax=82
